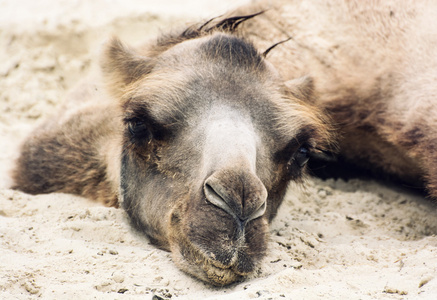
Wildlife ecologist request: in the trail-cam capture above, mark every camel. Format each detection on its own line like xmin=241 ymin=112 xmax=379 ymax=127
xmin=12 ymin=0 xmax=437 ymax=286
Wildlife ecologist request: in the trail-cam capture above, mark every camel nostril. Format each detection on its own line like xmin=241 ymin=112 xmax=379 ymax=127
xmin=203 ymin=174 xmax=267 ymax=223
xmin=249 ymin=201 xmax=267 ymax=222
xmin=204 ymin=180 xmax=239 ymax=220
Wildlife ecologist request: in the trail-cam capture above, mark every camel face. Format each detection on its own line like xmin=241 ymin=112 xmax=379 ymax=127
xmin=108 ymin=33 xmax=332 ymax=285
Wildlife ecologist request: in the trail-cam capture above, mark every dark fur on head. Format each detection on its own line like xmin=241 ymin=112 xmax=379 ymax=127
xmin=147 ymin=13 xmax=266 ymax=56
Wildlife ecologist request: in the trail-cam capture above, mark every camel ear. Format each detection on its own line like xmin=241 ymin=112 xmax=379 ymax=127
xmin=101 ymin=37 xmax=153 ymax=99
xmin=284 ymin=75 xmax=314 ymax=102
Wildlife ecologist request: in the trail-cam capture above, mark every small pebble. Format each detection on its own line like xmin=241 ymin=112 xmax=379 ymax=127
xmin=112 ymin=272 xmax=125 ymax=283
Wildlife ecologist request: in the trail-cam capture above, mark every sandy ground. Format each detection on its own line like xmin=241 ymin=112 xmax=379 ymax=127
xmin=1 ymin=1 xmax=437 ymax=299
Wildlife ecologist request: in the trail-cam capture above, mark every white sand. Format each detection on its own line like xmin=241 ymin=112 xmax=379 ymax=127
xmin=1 ymin=1 xmax=437 ymax=299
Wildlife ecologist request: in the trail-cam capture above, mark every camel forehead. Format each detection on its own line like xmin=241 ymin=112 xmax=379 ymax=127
xmin=126 ymin=33 xmax=312 ymax=148
xmin=131 ymin=77 xmax=279 ymax=134
xmin=127 ymin=75 xmax=305 ymax=151
xmin=129 ymin=35 xmax=275 ymax=127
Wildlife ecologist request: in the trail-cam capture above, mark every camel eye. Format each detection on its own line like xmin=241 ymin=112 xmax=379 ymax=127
xmin=293 ymin=146 xmax=310 ymax=168
xmin=128 ymin=120 xmax=152 ymax=143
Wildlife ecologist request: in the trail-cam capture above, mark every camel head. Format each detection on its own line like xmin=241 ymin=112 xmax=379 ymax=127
xmin=101 ymin=14 xmax=334 ymax=285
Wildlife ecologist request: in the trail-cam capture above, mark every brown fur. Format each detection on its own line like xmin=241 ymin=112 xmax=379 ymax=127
xmin=12 ymin=82 xmax=122 ymax=207
xmin=235 ymin=0 xmax=437 ymax=196
xmin=12 ymin=0 xmax=437 ymax=286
